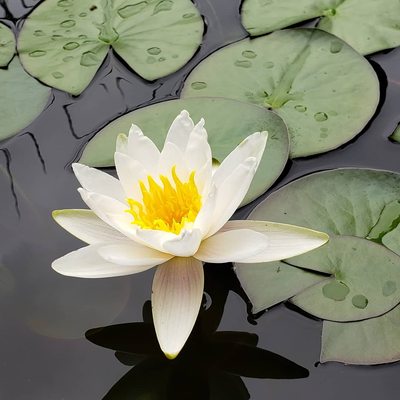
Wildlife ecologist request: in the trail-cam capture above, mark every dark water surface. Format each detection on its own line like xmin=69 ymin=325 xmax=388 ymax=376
xmin=1 ymin=0 xmax=400 ymax=398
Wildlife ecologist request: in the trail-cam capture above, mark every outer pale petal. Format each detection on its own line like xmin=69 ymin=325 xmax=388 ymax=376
xmin=52 ymin=244 xmax=155 ymax=278
xmin=164 ymin=110 xmax=194 ymax=152
xmin=206 ymin=158 xmax=258 ymax=237
xmin=97 ymin=242 xmax=173 ymax=266
xmin=72 ymin=163 xmax=126 ymax=203
xmin=152 ymin=257 xmax=204 ymax=359
xmin=52 ymin=209 xmax=126 ymax=244
xmin=114 ymin=151 xmax=148 ymax=199
xmin=212 ymin=131 xmax=268 ymax=188
xmin=193 ymin=185 xmax=217 ymax=236
xmin=127 ymin=124 xmax=161 ymax=172
xmin=194 ymin=229 xmax=268 ymax=263
xmin=223 ymin=220 xmax=329 ymax=263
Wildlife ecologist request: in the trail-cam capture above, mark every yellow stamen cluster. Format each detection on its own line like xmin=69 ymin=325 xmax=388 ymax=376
xmin=126 ymin=166 xmax=202 ymax=235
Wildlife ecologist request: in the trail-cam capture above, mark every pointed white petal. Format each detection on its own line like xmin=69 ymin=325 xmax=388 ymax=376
xmin=223 ymin=220 xmax=329 ymax=263
xmin=114 ymin=151 xmax=148 ymax=199
xmin=52 ymin=244 xmax=155 ymax=278
xmin=97 ymin=242 xmax=173 ymax=266
xmin=72 ymin=163 xmax=125 ymax=203
xmin=193 ymin=185 xmax=217 ymax=236
xmin=164 ymin=110 xmax=194 ymax=152
xmin=127 ymin=124 xmax=161 ymax=172
xmin=213 ymin=131 xmax=268 ymax=188
xmin=116 ymin=133 xmax=128 ymax=154
xmin=52 ymin=209 xmax=125 ymax=244
xmin=158 ymin=141 xmax=188 ymax=179
xmin=206 ymin=157 xmax=258 ymax=237
xmin=152 ymin=257 xmax=204 ymax=359
xmin=194 ymin=229 xmax=268 ymax=263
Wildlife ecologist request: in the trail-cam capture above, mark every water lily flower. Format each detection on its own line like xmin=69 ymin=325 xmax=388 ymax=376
xmin=52 ymin=110 xmax=328 ymax=359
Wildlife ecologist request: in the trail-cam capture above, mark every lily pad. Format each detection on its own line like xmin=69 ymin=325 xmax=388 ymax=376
xmin=79 ymin=97 xmax=290 ymax=206
xmin=17 ymin=0 xmax=204 ymax=95
xmin=290 ymin=236 xmax=400 ymax=322
xmin=0 ymin=57 xmax=51 ymax=141
xmin=389 ymin=123 xmax=400 ymax=143
xmin=241 ymin=0 xmax=400 ymax=55
xmin=234 ymin=261 xmax=326 ymax=313
xmin=321 ymin=305 xmax=400 ymax=365
xmin=0 ymin=22 xmax=15 ymax=66
xmin=182 ymin=29 xmax=379 ymax=157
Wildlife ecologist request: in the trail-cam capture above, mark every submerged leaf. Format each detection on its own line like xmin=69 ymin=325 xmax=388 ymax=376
xmin=0 ymin=58 xmax=51 ymax=141
xmin=241 ymin=0 xmax=400 ymax=55
xmin=182 ymin=29 xmax=379 ymax=157
xmin=17 ymin=0 xmax=204 ymax=94
xmin=79 ymin=97 xmax=289 ymax=206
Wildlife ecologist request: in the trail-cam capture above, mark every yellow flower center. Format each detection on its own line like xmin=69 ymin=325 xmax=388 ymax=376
xmin=126 ymin=166 xmax=202 ymax=235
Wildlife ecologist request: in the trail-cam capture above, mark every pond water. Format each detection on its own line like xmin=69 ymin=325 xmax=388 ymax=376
xmin=1 ymin=0 xmax=400 ymax=398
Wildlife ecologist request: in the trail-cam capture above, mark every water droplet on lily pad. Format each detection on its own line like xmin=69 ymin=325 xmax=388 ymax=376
xmin=118 ymin=2 xmax=148 ymax=18
xmin=147 ymin=47 xmax=161 ymax=55
xmin=264 ymin=61 xmax=274 ymax=68
xmin=383 ymin=280 xmax=397 ymax=297
xmin=242 ymin=50 xmax=257 ymax=59
xmin=52 ymin=71 xmax=64 ymax=79
xmin=33 ymin=30 xmax=45 ymax=37
xmin=191 ymin=81 xmax=207 ymax=90
xmin=63 ymin=42 xmax=80 ymax=50
xmin=57 ymin=0 xmax=72 ymax=6
xmin=79 ymin=12 xmax=87 ymax=17
xmin=352 ymin=294 xmax=368 ymax=309
xmin=29 ymin=50 xmax=47 ymax=57
xmin=63 ymin=56 xmax=74 ymax=62
xmin=158 ymin=57 xmax=166 ymax=62
xmin=295 ymin=105 xmax=307 ymax=112
xmin=80 ymin=51 xmax=100 ymax=67
xmin=60 ymin=19 xmax=76 ymax=28
xmin=314 ymin=112 xmax=328 ymax=122
xmin=322 ymin=281 xmax=350 ymax=301
xmin=153 ymin=0 xmax=173 ymax=14
xmin=78 ymin=34 xmax=87 ymax=39
xmin=234 ymin=60 xmax=252 ymax=68
xmin=330 ymin=40 xmax=343 ymax=54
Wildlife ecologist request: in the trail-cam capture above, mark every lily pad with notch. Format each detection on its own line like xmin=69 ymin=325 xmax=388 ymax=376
xmin=182 ymin=29 xmax=379 ymax=157
xmin=0 ymin=23 xmax=15 ymax=67
xmin=241 ymin=0 xmax=400 ymax=55
xmin=79 ymin=97 xmax=290 ymax=206
xmin=17 ymin=0 xmax=204 ymax=95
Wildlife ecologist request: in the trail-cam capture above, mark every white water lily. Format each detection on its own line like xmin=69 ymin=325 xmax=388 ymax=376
xmin=52 ymin=110 xmax=328 ymax=359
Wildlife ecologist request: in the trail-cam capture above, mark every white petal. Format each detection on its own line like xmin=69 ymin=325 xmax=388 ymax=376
xmin=114 ymin=151 xmax=148 ymax=199
xmin=135 ymin=228 xmax=203 ymax=257
xmin=194 ymin=229 xmax=268 ymax=263
xmin=213 ymin=131 xmax=268 ymax=188
xmin=97 ymin=242 xmax=173 ymax=266
xmin=127 ymin=124 xmax=161 ymax=172
xmin=158 ymin=141 xmax=188 ymax=179
xmin=193 ymin=184 xmax=217 ymax=236
xmin=184 ymin=118 xmax=211 ymax=172
xmin=72 ymin=163 xmax=126 ymax=203
xmin=206 ymin=157 xmax=258 ymax=237
xmin=116 ymin=133 xmax=128 ymax=154
xmin=164 ymin=110 xmax=194 ymax=152
xmin=152 ymin=257 xmax=204 ymax=359
xmin=223 ymin=220 xmax=329 ymax=263
xmin=52 ymin=209 xmax=125 ymax=244
xmin=52 ymin=244 xmax=155 ymax=278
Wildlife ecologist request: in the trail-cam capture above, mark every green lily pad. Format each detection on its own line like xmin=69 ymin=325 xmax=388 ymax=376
xmin=241 ymin=0 xmax=400 ymax=55
xmin=382 ymin=225 xmax=400 ymax=256
xmin=0 ymin=57 xmax=51 ymax=141
xmin=234 ymin=261 xmax=326 ymax=313
xmin=0 ymin=22 xmax=15 ymax=67
xmin=321 ymin=305 xmax=400 ymax=365
xmin=389 ymin=123 xmax=400 ymax=143
xmin=17 ymin=0 xmax=204 ymax=95
xmin=182 ymin=29 xmax=379 ymax=157
xmin=79 ymin=97 xmax=290 ymax=206
xmin=290 ymin=236 xmax=400 ymax=322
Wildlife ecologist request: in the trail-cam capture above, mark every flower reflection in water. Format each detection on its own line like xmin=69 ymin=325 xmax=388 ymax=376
xmin=86 ymin=264 xmax=309 ymax=399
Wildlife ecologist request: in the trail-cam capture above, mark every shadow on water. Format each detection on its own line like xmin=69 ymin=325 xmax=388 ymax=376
xmin=86 ymin=264 xmax=309 ymax=399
